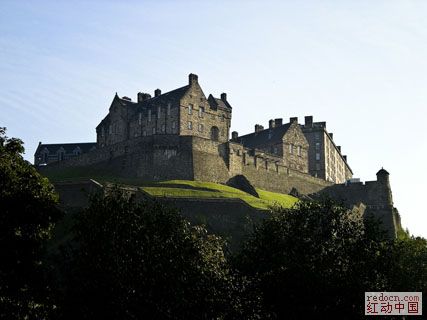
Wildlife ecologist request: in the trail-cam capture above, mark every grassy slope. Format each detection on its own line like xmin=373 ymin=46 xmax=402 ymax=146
xmin=141 ymin=180 xmax=297 ymax=210
xmin=42 ymin=168 xmax=297 ymax=210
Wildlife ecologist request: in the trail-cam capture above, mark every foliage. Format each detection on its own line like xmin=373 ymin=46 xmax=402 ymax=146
xmin=233 ymin=199 xmax=392 ymax=319
xmin=0 ymin=127 xmax=62 ymax=319
xmin=59 ymin=188 xmax=236 ymax=320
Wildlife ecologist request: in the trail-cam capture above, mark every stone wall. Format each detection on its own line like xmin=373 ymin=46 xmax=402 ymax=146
xmin=317 ymin=177 xmax=400 ymax=238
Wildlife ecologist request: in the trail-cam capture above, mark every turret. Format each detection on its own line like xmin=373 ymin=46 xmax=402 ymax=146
xmin=376 ymin=168 xmax=390 ymax=185
xmin=376 ymin=167 xmax=393 ymax=206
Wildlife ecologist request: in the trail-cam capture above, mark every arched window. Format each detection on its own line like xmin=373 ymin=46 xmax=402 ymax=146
xmin=210 ymin=126 xmax=219 ymax=141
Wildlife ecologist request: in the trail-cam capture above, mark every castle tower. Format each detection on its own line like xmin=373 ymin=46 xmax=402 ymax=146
xmin=376 ymin=167 xmax=393 ymax=207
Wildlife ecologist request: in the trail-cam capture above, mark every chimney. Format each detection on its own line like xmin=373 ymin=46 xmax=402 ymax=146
xmin=343 ymin=155 xmax=347 ymax=161
xmin=255 ymin=124 xmax=264 ymax=133
xmin=231 ymin=131 xmax=238 ymax=140
xmin=329 ymin=133 xmax=333 ymax=140
xmin=154 ymin=88 xmax=161 ymax=97
xmin=137 ymin=92 xmax=151 ymax=103
xmin=289 ymin=117 xmax=298 ymax=123
xmin=337 ymin=146 xmax=341 ymax=152
xmin=221 ymin=93 xmax=227 ymax=101
xmin=305 ymin=116 xmax=313 ymax=127
xmin=269 ymin=119 xmax=275 ymax=129
xmin=274 ymin=118 xmax=283 ymax=126
xmin=122 ymin=96 xmax=132 ymax=101
xmin=189 ymin=73 xmax=198 ymax=85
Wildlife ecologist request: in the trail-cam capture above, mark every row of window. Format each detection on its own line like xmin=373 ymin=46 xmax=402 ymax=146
xmin=188 ymin=104 xmax=226 ymax=121
xmin=186 ymin=121 xmax=225 ymax=136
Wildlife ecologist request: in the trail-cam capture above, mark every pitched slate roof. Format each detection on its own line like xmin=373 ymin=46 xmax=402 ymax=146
xmin=231 ymin=124 xmax=292 ymax=148
xmin=136 ymin=85 xmax=190 ymax=111
xmin=207 ymin=94 xmax=232 ymax=110
xmin=35 ymin=142 xmax=97 ymax=154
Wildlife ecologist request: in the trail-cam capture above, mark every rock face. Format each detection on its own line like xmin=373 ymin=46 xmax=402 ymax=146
xmin=226 ymin=175 xmax=259 ymax=198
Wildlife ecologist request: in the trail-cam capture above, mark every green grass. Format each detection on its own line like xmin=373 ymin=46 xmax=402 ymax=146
xmin=41 ymin=167 xmax=298 ymax=210
xmin=140 ymin=180 xmax=298 ymax=210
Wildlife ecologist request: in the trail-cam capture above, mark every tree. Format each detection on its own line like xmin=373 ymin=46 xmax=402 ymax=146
xmin=233 ymin=199 xmax=391 ymax=319
xmin=0 ymin=127 xmax=62 ymax=319
xmin=59 ymin=188 xmax=235 ymax=320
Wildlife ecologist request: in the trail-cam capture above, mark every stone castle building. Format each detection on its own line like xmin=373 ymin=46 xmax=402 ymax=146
xmin=36 ymin=73 xmax=351 ymax=184
xmin=35 ymin=73 xmax=400 ymax=237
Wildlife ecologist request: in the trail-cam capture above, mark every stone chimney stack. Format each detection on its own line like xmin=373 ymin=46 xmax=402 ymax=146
xmin=329 ymin=133 xmax=334 ymax=140
xmin=255 ymin=124 xmax=264 ymax=133
xmin=337 ymin=146 xmax=341 ymax=152
xmin=275 ymin=118 xmax=283 ymax=126
xmin=221 ymin=93 xmax=227 ymax=101
xmin=289 ymin=117 xmax=298 ymax=123
xmin=305 ymin=116 xmax=313 ymax=127
xmin=189 ymin=73 xmax=198 ymax=85
xmin=231 ymin=131 xmax=238 ymax=140
xmin=343 ymin=155 xmax=347 ymax=162
xmin=269 ymin=119 xmax=275 ymax=129
xmin=154 ymin=89 xmax=161 ymax=97
xmin=137 ymin=92 xmax=151 ymax=103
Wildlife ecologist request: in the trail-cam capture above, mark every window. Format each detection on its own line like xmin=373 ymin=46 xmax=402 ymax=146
xmin=298 ymin=146 xmax=302 ymax=156
xmin=143 ymin=130 xmax=147 ymax=136
xmin=148 ymin=110 xmax=152 ymax=122
xmin=198 ymin=106 xmax=204 ymax=117
xmin=172 ymin=121 xmax=176 ymax=129
xmin=188 ymin=104 xmax=193 ymax=115
xmin=273 ymin=147 xmax=278 ymax=154
xmin=152 ymin=127 xmax=156 ymax=134
xmin=315 ymin=132 xmax=320 ymax=140
xmin=109 ymin=124 xmax=113 ymax=134
xmin=289 ymin=144 xmax=293 ymax=154
xmin=138 ymin=112 xmax=142 ymax=125
xmin=316 ymin=163 xmax=321 ymax=170
xmin=157 ymin=106 xmax=161 ymax=118
xmin=315 ymin=142 xmax=320 ymax=150
xmin=316 ymin=153 xmax=320 ymax=160
xmin=167 ymin=103 xmax=171 ymax=116
xmin=161 ymin=124 xmax=166 ymax=132
xmin=198 ymin=123 xmax=204 ymax=132
xmin=188 ymin=121 xmax=192 ymax=130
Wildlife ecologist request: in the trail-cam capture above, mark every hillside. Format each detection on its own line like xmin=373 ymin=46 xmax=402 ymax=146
xmin=41 ymin=167 xmax=297 ymax=210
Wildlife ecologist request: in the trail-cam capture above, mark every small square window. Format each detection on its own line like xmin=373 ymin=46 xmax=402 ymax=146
xmin=152 ymin=127 xmax=156 ymax=134
xmin=198 ymin=124 xmax=204 ymax=132
xmin=167 ymin=103 xmax=171 ymax=116
xmin=199 ymin=106 xmax=204 ymax=117
xmin=188 ymin=104 xmax=193 ymax=115
xmin=316 ymin=153 xmax=320 ymax=160
xmin=188 ymin=121 xmax=192 ymax=130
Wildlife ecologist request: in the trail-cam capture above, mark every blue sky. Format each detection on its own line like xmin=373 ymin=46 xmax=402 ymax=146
xmin=1 ymin=0 xmax=426 ymax=237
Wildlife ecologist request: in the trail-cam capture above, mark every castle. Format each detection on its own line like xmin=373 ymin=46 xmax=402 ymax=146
xmin=35 ymin=73 xmax=401 ymax=237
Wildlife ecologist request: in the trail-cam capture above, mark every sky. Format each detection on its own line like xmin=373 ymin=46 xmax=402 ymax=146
xmin=1 ymin=0 xmax=426 ymax=238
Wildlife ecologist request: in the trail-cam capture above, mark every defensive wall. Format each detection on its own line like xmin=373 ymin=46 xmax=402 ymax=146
xmin=39 ymin=135 xmax=399 ymax=238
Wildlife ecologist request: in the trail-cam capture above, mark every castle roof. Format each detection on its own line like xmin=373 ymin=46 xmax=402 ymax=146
xmin=136 ymin=85 xmax=190 ymax=111
xmin=231 ymin=123 xmax=292 ymax=148
xmin=377 ymin=168 xmax=389 ymax=176
xmin=207 ymin=94 xmax=232 ymax=110
xmin=35 ymin=142 xmax=97 ymax=154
